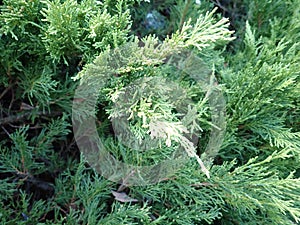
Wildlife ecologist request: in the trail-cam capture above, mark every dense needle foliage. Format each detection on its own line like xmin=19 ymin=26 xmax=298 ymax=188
xmin=0 ymin=0 xmax=299 ymax=224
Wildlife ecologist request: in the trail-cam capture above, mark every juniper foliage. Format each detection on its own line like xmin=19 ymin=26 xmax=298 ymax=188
xmin=0 ymin=0 xmax=299 ymax=224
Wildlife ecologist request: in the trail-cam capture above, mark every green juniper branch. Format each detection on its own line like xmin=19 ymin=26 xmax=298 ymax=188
xmin=0 ymin=0 xmax=299 ymax=224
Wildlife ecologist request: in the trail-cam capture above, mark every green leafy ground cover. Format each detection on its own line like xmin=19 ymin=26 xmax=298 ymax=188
xmin=0 ymin=0 xmax=299 ymax=224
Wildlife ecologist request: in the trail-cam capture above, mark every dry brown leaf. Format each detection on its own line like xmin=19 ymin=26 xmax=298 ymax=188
xmin=111 ymin=190 xmax=138 ymax=203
